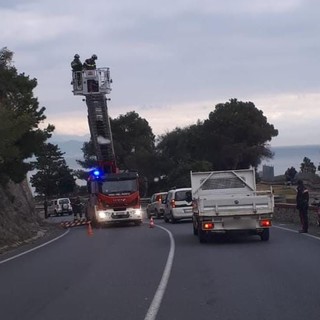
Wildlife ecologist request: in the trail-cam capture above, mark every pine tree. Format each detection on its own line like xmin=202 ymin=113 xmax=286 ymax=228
xmin=30 ymin=143 xmax=76 ymax=197
xmin=0 ymin=47 xmax=54 ymax=185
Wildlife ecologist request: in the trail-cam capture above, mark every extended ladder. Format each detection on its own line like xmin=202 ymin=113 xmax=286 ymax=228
xmin=72 ymin=67 xmax=116 ymax=172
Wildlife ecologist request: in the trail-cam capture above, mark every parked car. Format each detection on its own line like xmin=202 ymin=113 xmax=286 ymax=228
xmin=47 ymin=198 xmax=73 ymax=217
xmin=163 ymin=188 xmax=193 ymax=223
xmin=146 ymin=192 xmax=168 ymax=218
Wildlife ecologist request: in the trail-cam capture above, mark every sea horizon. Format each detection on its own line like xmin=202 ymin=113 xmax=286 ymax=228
xmin=260 ymin=144 xmax=320 ymax=176
xmin=52 ymin=139 xmax=320 ymax=178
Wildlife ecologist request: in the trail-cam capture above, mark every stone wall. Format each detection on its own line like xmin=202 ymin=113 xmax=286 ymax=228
xmin=0 ymin=179 xmax=42 ymax=249
xmin=274 ymin=203 xmax=319 ymax=226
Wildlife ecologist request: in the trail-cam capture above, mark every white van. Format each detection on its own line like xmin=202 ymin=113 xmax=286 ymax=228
xmin=47 ymin=198 xmax=73 ymax=217
xmin=163 ymin=188 xmax=193 ymax=223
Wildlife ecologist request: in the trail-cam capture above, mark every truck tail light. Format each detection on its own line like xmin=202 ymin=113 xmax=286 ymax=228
xmin=202 ymin=222 xmax=214 ymax=230
xmin=170 ymin=199 xmax=176 ymax=208
xmin=260 ymin=219 xmax=272 ymax=227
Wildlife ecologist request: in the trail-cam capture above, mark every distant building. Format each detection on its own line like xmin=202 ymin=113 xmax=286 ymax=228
xmin=262 ymin=165 xmax=274 ymax=181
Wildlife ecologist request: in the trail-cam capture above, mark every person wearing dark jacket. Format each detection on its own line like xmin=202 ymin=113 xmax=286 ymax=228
xmin=71 ymin=54 xmax=83 ymax=86
xmin=83 ymin=54 xmax=97 ymax=70
xmin=296 ymin=179 xmax=309 ymax=233
xmin=73 ymin=196 xmax=83 ymax=220
xmin=71 ymin=54 xmax=83 ymax=71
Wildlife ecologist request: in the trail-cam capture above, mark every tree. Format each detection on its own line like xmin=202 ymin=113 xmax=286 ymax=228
xmin=0 ymin=47 xmax=54 ymax=185
xmin=77 ymin=111 xmax=159 ymax=195
xmin=76 ymin=140 xmax=97 ymax=170
xmin=156 ymin=123 xmax=213 ymax=189
xmin=156 ymin=99 xmax=278 ymax=187
xmin=74 ymin=140 xmax=97 ymax=182
xmin=285 ymin=167 xmax=297 ymax=184
xmin=30 ymin=143 xmax=76 ymax=197
xmin=202 ymin=99 xmax=278 ymax=170
xmin=111 ymin=111 xmax=156 ymax=174
xmin=300 ymin=157 xmax=316 ymax=174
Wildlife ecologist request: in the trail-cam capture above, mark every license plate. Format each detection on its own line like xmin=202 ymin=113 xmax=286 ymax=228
xmin=184 ymin=208 xmax=192 ymax=213
xmin=114 ymin=211 xmax=125 ymax=215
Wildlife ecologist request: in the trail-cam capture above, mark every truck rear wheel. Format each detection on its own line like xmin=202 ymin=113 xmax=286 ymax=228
xmin=198 ymin=227 xmax=207 ymax=243
xmin=260 ymin=228 xmax=270 ymax=241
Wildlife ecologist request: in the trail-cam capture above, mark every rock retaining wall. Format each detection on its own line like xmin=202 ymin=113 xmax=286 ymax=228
xmin=0 ymin=179 xmax=42 ymax=249
xmin=274 ymin=203 xmax=319 ymax=226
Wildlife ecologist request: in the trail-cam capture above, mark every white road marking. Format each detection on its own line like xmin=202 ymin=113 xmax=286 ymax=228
xmin=273 ymin=225 xmax=320 ymax=240
xmin=0 ymin=229 xmax=70 ymax=265
xmin=144 ymin=224 xmax=175 ymax=320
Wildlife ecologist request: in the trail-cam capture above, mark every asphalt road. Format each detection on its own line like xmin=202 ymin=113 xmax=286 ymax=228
xmin=1 ymin=214 xmax=320 ymax=320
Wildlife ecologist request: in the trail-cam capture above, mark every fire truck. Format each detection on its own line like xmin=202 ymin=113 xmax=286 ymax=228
xmin=71 ymin=60 xmax=142 ymax=227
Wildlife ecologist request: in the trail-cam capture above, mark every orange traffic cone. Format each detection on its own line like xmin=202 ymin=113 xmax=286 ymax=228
xmin=149 ymin=217 xmax=155 ymax=228
xmin=87 ymin=221 xmax=94 ymax=236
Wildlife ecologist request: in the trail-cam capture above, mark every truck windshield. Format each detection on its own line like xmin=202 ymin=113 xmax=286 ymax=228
xmin=100 ymin=179 xmax=137 ymax=195
xmin=200 ymin=177 xmax=246 ymax=190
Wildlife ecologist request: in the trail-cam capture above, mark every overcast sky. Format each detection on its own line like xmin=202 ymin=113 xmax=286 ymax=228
xmin=1 ymin=0 xmax=320 ymax=147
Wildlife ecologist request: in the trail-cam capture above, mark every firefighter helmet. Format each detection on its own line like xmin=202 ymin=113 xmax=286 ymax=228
xmin=74 ymin=54 xmax=80 ymax=59
xmin=92 ymin=54 xmax=97 ymax=60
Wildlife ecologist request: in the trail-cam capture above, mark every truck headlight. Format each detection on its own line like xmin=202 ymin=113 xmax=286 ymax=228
xmin=98 ymin=211 xmax=107 ymax=219
xmin=129 ymin=209 xmax=141 ymax=217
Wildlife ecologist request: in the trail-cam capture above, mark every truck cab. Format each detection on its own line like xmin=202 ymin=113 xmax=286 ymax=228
xmin=87 ymin=171 xmax=142 ymax=227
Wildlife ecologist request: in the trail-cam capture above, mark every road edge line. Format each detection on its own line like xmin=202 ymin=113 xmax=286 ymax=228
xmin=0 ymin=229 xmax=70 ymax=265
xmin=273 ymin=225 xmax=320 ymax=240
xmin=144 ymin=224 xmax=175 ymax=320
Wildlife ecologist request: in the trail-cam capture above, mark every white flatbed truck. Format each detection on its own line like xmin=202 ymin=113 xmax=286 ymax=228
xmin=191 ymin=169 xmax=274 ymax=243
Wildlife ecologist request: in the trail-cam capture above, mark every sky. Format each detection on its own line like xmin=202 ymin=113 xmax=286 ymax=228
xmin=1 ymin=0 xmax=320 ymax=147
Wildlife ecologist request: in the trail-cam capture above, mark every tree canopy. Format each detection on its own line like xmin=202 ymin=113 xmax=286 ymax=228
xmin=157 ymin=99 xmax=278 ymax=181
xmin=0 ymin=47 xmax=54 ymax=185
xmin=30 ymin=143 xmax=76 ymax=197
xmin=76 ymin=111 xmax=161 ymax=195
xmin=77 ymin=100 xmax=278 ymax=194
xmin=300 ymin=157 xmax=316 ymax=174
xmin=285 ymin=166 xmax=297 ymax=183
xmin=202 ymin=99 xmax=278 ymax=170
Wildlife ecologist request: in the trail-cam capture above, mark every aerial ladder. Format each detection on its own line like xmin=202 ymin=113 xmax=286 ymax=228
xmin=71 ymin=62 xmax=142 ymax=227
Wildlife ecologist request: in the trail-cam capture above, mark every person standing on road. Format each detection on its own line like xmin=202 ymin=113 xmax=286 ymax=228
xmin=296 ymin=179 xmax=309 ymax=233
xmin=73 ymin=196 xmax=83 ymax=220
xmin=44 ymin=199 xmax=48 ymax=219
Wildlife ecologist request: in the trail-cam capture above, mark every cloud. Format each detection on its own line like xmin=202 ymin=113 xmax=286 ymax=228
xmin=43 ymin=90 xmax=320 ymax=149
xmin=2 ymin=0 xmax=320 ymax=148
xmin=1 ymin=9 xmax=75 ymax=45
